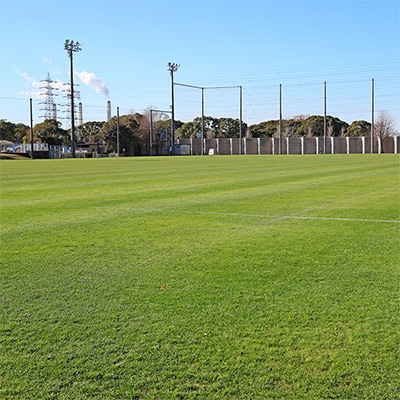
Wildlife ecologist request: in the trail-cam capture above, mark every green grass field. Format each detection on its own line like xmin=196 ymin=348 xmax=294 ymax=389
xmin=1 ymin=154 xmax=399 ymax=399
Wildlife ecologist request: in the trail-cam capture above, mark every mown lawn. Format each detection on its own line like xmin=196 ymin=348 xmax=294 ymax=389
xmin=1 ymin=154 xmax=399 ymax=399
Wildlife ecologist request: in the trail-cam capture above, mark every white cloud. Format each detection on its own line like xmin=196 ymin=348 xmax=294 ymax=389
xmin=15 ymin=70 xmax=42 ymax=98
xmin=15 ymin=69 xmax=69 ymax=99
xmin=17 ymin=70 xmax=41 ymax=89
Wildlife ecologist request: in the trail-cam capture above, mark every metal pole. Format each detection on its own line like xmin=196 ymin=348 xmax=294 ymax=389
xmin=30 ymin=98 xmax=34 ymax=160
xmin=324 ymin=81 xmax=327 ymax=154
xmin=239 ymin=85 xmax=243 ymax=154
xmin=149 ymin=109 xmax=153 ymax=156
xmin=170 ymin=70 xmax=174 ymax=154
xmin=149 ymin=109 xmax=172 ymax=157
xmin=279 ymin=84 xmax=282 ymax=155
xmin=201 ymin=87 xmax=204 ymax=155
xmin=64 ymin=40 xmax=81 ymax=158
xmin=174 ymin=81 xmax=240 ymax=155
xmin=167 ymin=63 xmax=180 ymax=155
xmin=69 ymin=50 xmax=76 ymax=158
xmin=371 ymin=78 xmax=374 ymax=154
xmin=116 ymin=106 xmax=120 ymax=156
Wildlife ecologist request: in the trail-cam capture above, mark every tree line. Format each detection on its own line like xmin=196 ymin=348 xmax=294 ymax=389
xmin=0 ymin=110 xmax=396 ymax=156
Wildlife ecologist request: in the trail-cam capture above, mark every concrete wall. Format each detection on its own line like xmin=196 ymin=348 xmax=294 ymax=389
xmin=177 ymin=136 xmax=399 ymax=155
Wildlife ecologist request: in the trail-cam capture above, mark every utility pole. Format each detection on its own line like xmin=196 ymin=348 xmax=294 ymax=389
xmin=168 ymin=62 xmax=179 ymax=155
xmin=117 ymin=106 xmax=120 ymax=157
xmin=64 ymin=39 xmax=82 ymax=158
xmin=239 ymin=85 xmax=243 ymax=155
xmin=371 ymin=78 xmax=375 ymax=154
xmin=201 ymin=87 xmax=204 ymax=155
xmin=279 ymin=84 xmax=282 ymax=155
xmin=324 ymin=81 xmax=327 ymax=154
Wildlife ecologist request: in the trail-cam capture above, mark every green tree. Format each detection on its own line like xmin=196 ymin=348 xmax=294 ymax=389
xmin=217 ymin=118 xmax=246 ymax=138
xmin=14 ymin=123 xmax=30 ymax=142
xmin=295 ymin=116 xmax=324 ymax=137
xmin=0 ymin=119 xmax=17 ymax=141
xmin=175 ymin=120 xmax=201 ymax=139
xmin=99 ymin=114 xmax=140 ymax=156
xmin=136 ymin=110 xmax=152 ymax=156
xmin=75 ymin=121 xmax=105 ymax=143
xmin=295 ymin=115 xmax=348 ymax=137
xmin=33 ymin=119 xmax=69 ymax=145
xmin=176 ymin=116 xmax=244 ymax=139
xmin=0 ymin=120 xmax=29 ymax=142
xmin=346 ymin=120 xmax=371 ymax=137
xmin=249 ymin=120 xmax=279 ymax=137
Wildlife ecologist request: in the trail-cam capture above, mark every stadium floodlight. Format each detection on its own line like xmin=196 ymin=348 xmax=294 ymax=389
xmin=167 ymin=62 xmax=180 ymax=154
xmin=64 ymin=39 xmax=82 ymax=158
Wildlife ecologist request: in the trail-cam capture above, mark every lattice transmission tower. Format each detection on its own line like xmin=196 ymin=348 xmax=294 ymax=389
xmin=61 ymin=82 xmax=80 ymax=129
xmin=39 ymin=73 xmax=58 ymax=121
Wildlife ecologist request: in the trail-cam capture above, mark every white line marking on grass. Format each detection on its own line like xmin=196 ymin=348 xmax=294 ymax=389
xmin=123 ymin=207 xmax=400 ymax=224
xmin=279 ymin=215 xmax=400 ymax=224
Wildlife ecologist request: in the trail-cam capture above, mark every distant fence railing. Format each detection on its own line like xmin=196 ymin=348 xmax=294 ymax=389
xmin=177 ymin=136 xmax=399 ymax=155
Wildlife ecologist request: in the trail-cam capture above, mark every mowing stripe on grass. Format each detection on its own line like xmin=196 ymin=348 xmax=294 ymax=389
xmin=1 ymin=155 xmax=399 ymax=399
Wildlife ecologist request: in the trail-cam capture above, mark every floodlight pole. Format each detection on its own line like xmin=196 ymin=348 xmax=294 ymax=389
xmin=168 ymin=62 xmax=180 ymax=155
xmin=64 ymin=39 xmax=82 ymax=158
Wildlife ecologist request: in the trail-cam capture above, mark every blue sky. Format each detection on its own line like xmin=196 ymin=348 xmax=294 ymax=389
xmin=1 ymin=0 xmax=399 ymax=130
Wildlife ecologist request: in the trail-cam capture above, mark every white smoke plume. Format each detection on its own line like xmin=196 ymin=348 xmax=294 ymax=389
xmin=75 ymin=71 xmax=109 ymax=98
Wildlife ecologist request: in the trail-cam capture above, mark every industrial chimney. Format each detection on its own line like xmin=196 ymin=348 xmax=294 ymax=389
xmin=78 ymin=102 xmax=83 ymax=126
xmin=107 ymin=100 xmax=111 ymax=121
xmin=52 ymin=103 xmax=57 ymax=120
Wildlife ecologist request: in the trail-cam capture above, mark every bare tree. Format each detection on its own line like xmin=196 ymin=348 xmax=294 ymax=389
xmin=375 ymin=111 xmax=396 ymax=140
xmin=283 ymin=126 xmax=292 ymax=137
xmin=327 ymin=119 xmax=334 ymax=137
xmin=293 ymin=114 xmax=309 ymax=121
